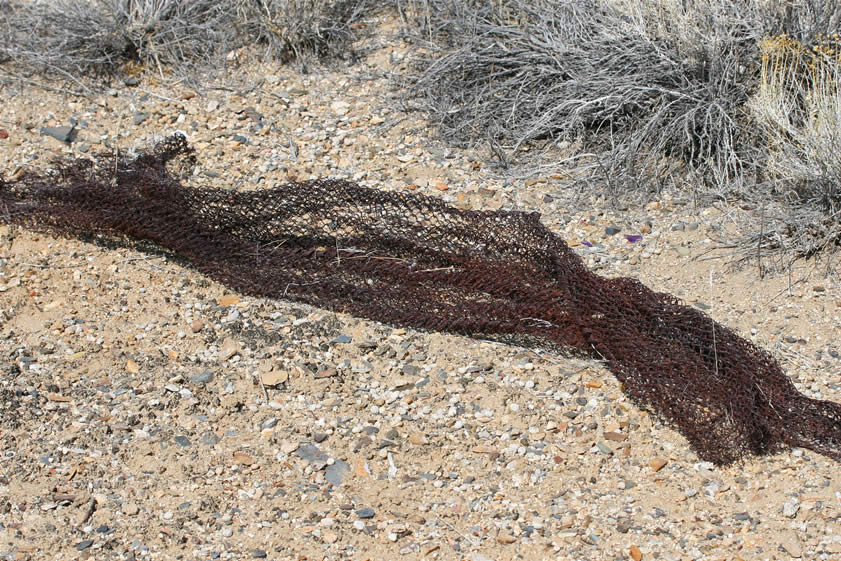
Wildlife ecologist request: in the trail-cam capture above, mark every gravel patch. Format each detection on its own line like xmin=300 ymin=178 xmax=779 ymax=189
xmin=2 ymin=16 xmax=841 ymax=561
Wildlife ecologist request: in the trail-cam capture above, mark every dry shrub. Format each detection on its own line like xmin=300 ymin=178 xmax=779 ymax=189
xmin=241 ymin=0 xmax=382 ymax=63
xmin=0 ymin=0 xmax=381 ymax=80
xmin=747 ymin=34 xmax=841 ymax=259
xmin=398 ymin=0 xmax=841 ymax=262
xmin=400 ymin=0 xmax=765 ymax=181
xmin=0 ymin=0 xmax=236 ymax=77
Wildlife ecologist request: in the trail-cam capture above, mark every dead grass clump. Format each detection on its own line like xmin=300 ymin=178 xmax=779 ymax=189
xmin=0 ymin=0 xmax=236 ymax=77
xmin=240 ymin=0 xmax=383 ymax=63
xmin=0 ymin=0 xmax=381 ymax=82
xmin=398 ymin=0 xmax=841 ymax=262
xmin=746 ymin=34 xmax=841 ymax=259
xmin=399 ymin=0 xmax=764 ymax=182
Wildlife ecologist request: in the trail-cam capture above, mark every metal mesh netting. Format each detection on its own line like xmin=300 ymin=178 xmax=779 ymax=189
xmin=2 ymin=134 xmax=840 ymax=465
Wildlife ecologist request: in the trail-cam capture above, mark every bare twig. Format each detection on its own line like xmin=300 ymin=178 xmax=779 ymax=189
xmin=78 ymin=497 xmax=97 ymax=526
xmin=257 ymin=373 xmax=269 ymax=403
xmin=0 ymin=69 xmax=88 ymax=98
xmin=433 ymin=513 xmax=480 ymax=547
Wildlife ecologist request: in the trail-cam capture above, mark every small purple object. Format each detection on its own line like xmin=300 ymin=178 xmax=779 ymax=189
xmin=624 ymin=234 xmax=643 ymax=243
xmin=581 ymin=240 xmax=593 ymax=247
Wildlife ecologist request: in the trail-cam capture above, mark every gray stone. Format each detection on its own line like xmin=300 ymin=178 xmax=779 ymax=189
xmin=331 ymin=334 xmax=352 ymax=344
xmin=357 ymin=507 xmax=375 ymax=519
xmin=325 ymin=459 xmax=350 ymax=486
xmin=783 ymin=499 xmax=800 ymax=518
xmin=191 ymin=370 xmax=214 ymax=386
xmin=173 ymin=435 xmax=192 ymax=447
xmin=41 ymin=125 xmax=77 ymax=144
xmin=132 ymin=112 xmax=149 ymax=126
xmin=76 ymin=539 xmax=93 ymax=551
xmin=595 ymin=441 xmax=613 ymax=455
xmin=295 ymin=443 xmax=329 ymax=467
xmin=402 ymin=364 xmax=421 ymax=376
xmin=201 ymin=432 xmax=220 ymax=446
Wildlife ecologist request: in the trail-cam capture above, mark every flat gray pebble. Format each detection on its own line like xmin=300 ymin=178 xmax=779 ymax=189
xmin=201 ymin=432 xmax=220 ymax=446
xmin=357 ymin=507 xmax=375 ymax=519
xmin=41 ymin=125 xmax=76 ymax=143
xmin=191 ymin=370 xmax=214 ymax=385
xmin=295 ymin=443 xmax=329 ymax=467
xmin=325 ymin=459 xmax=350 ymax=487
xmin=595 ymin=441 xmax=613 ymax=455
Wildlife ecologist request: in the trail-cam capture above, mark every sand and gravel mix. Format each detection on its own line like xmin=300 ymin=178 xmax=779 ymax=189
xmin=1 ymin=19 xmax=841 ymax=561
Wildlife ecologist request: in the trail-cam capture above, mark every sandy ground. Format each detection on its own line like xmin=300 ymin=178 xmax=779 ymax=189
xmin=1 ymin=18 xmax=841 ymax=561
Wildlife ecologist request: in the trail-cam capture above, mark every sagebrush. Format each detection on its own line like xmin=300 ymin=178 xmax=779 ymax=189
xmin=0 ymin=0 xmax=380 ymax=79
xmin=398 ymin=0 xmax=841 ymax=262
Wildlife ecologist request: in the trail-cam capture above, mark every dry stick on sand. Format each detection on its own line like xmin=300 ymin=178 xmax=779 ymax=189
xmin=2 ymin=134 xmax=841 ymax=466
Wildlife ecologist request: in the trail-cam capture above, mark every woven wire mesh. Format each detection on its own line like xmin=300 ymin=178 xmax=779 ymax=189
xmin=2 ymin=134 xmax=840 ymax=465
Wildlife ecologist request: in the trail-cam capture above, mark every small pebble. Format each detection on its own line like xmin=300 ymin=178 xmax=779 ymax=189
xmin=122 ymin=502 xmax=140 ymax=516
xmin=325 ymin=459 xmax=350 ymax=486
xmin=357 ymin=507 xmax=375 ymax=519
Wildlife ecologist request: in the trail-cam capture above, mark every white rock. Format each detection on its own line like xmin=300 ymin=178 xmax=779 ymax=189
xmin=783 ymin=499 xmax=800 ymax=518
xmin=331 ymin=101 xmax=351 ymax=116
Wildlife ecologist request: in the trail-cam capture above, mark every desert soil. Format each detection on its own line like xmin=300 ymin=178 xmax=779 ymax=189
xmin=1 ymin=18 xmax=841 ymax=561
